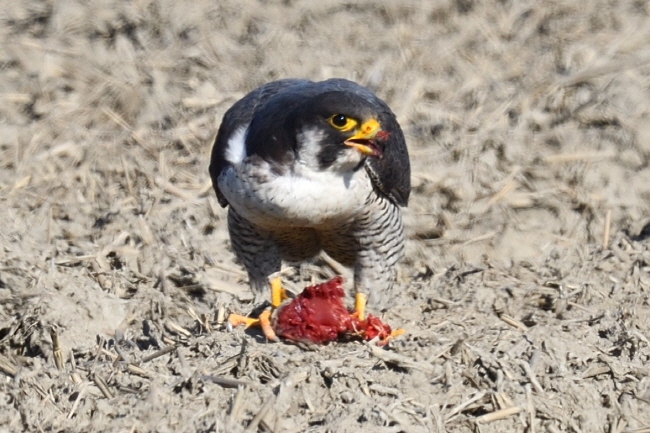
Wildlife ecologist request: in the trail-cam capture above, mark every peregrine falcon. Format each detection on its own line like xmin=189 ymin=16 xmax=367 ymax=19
xmin=209 ymin=78 xmax=410 ymax=305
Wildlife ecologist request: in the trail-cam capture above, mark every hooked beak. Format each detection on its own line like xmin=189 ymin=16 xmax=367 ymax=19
xmin=344 ymin=119 xmax=383 ymax=157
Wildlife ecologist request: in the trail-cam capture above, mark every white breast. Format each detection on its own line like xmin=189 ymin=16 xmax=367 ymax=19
xmin=218 ymin=158 xmax=372 ymax=229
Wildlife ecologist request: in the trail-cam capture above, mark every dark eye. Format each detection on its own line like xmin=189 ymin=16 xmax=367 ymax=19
xmin=327 ymin=114 xmax=357 ymax=131
xmin=331 ymin=114 xmax=347 ymax=127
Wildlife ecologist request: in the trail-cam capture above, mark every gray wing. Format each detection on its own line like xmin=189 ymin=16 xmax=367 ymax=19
xmin=365 ymin=107 xmax=410 ymax=207
xmin=209 ymin=79 xmax=310 ymax=207
xmin=316 ymin=79 xmax=411 ymax=207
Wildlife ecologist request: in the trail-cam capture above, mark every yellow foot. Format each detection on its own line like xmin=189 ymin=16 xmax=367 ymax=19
xmin=227 ymin=277 xmax=288 ymax=342
xmin=258 ymin=309 xmax=278 ymax=341
xmin=227 ymin=310 xmax=278 ymax=341
xmin=354 ymin=292 xmax=367 ymax=321
xmin=227 ymin=313 xmax=260 ymax=328
xmin=373 ymin=328 xmax=405 ymax=346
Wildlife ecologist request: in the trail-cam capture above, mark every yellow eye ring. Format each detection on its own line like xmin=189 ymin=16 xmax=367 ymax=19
xmin=327 ymin=114 xmax=358 ymax=132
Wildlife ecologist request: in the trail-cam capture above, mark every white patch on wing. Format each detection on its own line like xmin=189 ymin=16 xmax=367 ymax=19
xmin=224 ymin=126 xmax=248 ymax=165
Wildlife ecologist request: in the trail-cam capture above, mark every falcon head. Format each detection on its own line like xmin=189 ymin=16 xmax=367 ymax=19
xmin=238 ymin=85 xmax=394 ymax=174
xmin=288 ymin=91 xmax=389 ymax=172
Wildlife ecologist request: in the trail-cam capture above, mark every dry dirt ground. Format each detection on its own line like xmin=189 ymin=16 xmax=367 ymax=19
xmin=2 ymin=1 xmax=650 ymax=432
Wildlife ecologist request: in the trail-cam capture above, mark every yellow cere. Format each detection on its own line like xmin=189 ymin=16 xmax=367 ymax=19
xmin=358 ymin=119 xmax=380 ymax=137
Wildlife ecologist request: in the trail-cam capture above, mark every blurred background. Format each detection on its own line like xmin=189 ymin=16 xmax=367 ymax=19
xmin=2 ymin=1 xmax=650 ymax=432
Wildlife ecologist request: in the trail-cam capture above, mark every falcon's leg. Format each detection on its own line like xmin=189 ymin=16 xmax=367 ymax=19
xmin=354 ymin=292 xmax=366 ymax=321
xmin=352 ymin=195 xmax=405 ymax=307
xmin=227 ymin=208 xmax=281 ymax=301
xmin=227 ymin=277 xmax=288 ymax=341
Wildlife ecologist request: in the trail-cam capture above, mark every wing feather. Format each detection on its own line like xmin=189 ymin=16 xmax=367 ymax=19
xmin=209 ymin=79 xmax=310 ymax=207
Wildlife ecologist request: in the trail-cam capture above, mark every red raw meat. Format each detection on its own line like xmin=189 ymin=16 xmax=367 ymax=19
xmin=272 ymin=276 xmax=394 ymax=344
